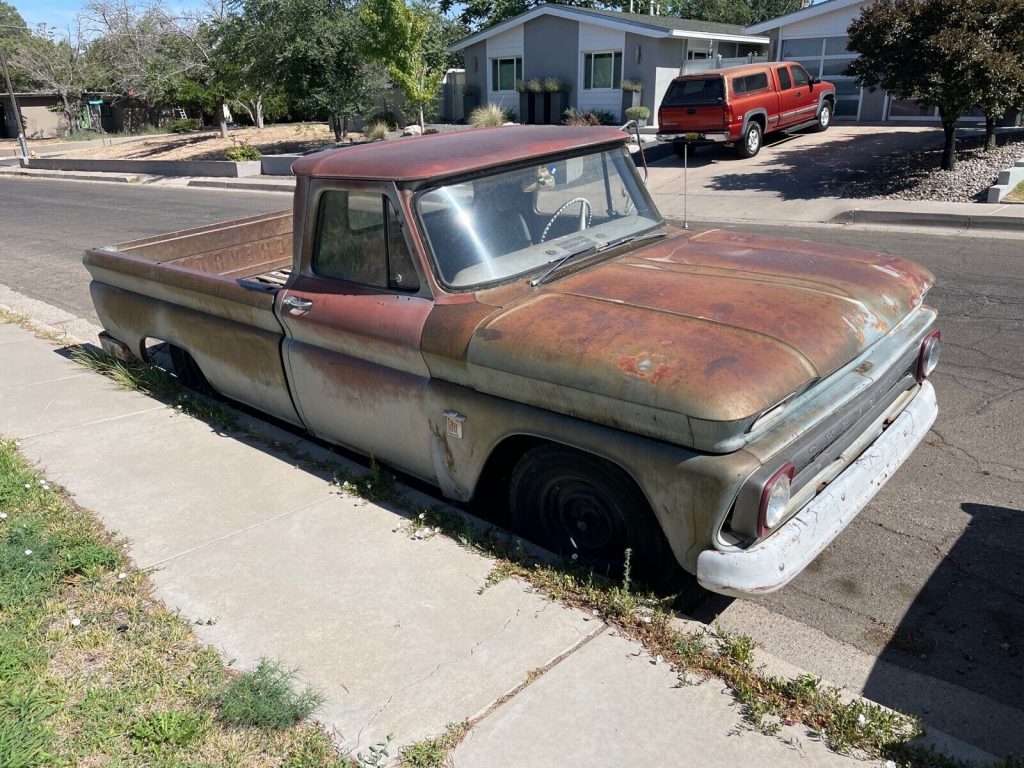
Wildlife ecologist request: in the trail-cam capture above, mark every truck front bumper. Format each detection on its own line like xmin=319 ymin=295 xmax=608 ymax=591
xmin=696 ymin=381 xmax=938 ymax=598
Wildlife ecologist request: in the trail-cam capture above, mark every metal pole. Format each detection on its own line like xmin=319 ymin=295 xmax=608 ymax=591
xmin=682 ymin=142 xmax=689 ymax=229
xmin=0 ymin=47 xmax=28 ymax=160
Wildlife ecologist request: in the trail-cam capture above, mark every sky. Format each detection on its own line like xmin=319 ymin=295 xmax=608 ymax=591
xmin=12 ymin=0 xmax=206 ymax=29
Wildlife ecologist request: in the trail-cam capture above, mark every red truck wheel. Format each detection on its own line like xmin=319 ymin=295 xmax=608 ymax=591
xmin=737 ymin=121 xmax=763 ymax=158
xmin=813 ymin=102 xmax=833 ymax=132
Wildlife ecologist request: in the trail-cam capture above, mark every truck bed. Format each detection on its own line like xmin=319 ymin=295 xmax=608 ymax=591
xmin=82 ymin=210 xmax=303 ymax=426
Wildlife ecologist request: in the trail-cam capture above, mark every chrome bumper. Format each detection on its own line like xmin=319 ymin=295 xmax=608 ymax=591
xmin=696 ymin=381 xmax=938 ymax=598
xmin=657 ymin=132 xmax=730 ymax=144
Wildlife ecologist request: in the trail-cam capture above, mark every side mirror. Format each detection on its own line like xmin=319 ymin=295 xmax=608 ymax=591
xmin=811 ymin=76 xmax=821 ymax=85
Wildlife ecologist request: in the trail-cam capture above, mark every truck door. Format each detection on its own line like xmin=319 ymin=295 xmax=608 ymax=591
xmin=276 ymin=182 xmax=437 ymax=483
xmin=780 ymin=64 xmax=818 ymax=127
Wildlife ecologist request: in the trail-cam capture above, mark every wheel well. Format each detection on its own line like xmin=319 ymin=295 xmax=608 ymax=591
xmin=747 ymin=113 xmax=766 ymax=130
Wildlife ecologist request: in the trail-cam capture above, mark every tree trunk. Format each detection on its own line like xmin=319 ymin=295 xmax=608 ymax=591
xmin=218 ymin=101 xmax=228 ymax=139
xmin=331 ymin=116 xmax=343 ymax=141
xmin=419 ymin=105 xmax=425 ymax=130
xmin=984 ymin=115 xmax=996 ymax=151
xmin=255 ymin=99 xmax=264 ymax=129
xmin=940 ymin=118 xmax=957 ymax=171
xmin=342 ymin=116 xmax=348 ymax=139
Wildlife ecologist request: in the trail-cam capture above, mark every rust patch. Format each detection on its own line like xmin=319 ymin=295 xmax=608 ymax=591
xmin=855 ymin=361 xmax=873 ymax=374
xmin=618 ymin=354 xmax=673 ymax=385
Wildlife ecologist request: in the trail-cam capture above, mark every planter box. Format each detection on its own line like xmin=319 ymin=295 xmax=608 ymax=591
xmin=546 ymin=93 xmax=568 ymax=125
xmin=621 ymin=90 xmax=642 ymax=119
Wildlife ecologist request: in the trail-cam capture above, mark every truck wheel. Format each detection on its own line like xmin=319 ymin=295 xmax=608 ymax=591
xmin=813 ymin=102 xmax=833 ymax=132
xmin=737 ymin=121 xmax=762 ymax=158
xmin=508 ymin=444 xmax=676 ymax=585
xmin=169 ymin=346 xmax=212 ymax=394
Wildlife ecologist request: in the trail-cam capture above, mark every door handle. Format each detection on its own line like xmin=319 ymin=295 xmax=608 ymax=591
xmin=283 ymin=295 xmax=313 ymax=311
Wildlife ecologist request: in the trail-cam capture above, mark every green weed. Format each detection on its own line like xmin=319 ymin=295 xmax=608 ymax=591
xmin=216 ymin=660 xmax=324 ymax=729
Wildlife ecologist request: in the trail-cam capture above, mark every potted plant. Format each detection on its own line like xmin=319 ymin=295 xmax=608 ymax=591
xmin=542 ymin=77 xmax=570 ymax=124
xmin=624 ymin=105 xmax=650 ymax=127
xmin=621 ymin=78 xmax=643 ymax=116
xmin=516 ymin=79 xmax=546 ymax=124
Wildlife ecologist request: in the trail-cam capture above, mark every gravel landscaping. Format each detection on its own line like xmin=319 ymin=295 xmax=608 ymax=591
xmin=843 ymin=128 xmax=1024 ymax=202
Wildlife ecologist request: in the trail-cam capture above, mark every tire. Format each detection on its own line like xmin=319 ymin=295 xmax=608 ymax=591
xmin=508 ymin=444 xmax=677 ymax=585
xmin=736 ymin=121 xmax=762 ymax=158
xmin=813 ymin=101 xmax=833 ymax=132
xmin=168 ymin=346 xmax=211 ymax=393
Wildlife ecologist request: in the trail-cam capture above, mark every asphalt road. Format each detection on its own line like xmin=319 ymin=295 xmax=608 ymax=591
xmin=2 ymin=177 xmax=1022 ymax=756
xmin=0 ymin=177 xmax=286 ymax=323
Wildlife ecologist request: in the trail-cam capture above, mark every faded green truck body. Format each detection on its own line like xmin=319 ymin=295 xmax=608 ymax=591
xmin=83 ymin=126 xmax=940 ymax=596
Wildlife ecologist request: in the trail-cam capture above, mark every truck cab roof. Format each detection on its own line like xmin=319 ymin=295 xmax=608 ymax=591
xmin=289 ymin=125 xmax=629 ymax=183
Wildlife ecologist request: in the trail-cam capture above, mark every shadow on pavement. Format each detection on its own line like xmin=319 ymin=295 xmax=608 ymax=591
xmin=650 ymin=127 xmax=944 ymax=201
xmin=863 ymin=501 xmax=1024 ymax=756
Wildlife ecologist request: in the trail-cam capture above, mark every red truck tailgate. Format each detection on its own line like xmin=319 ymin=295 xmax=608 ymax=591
xmin=658 ymin=76 xmax=727 ymax=132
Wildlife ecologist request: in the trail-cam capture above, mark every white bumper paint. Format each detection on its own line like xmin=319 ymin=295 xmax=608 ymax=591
xmin=697 ymin=381 xmax=938 ymax=598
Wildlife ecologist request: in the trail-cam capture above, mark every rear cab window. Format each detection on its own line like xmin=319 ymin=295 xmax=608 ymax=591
xmin=662 ymin=77 xmax=725 ymax=106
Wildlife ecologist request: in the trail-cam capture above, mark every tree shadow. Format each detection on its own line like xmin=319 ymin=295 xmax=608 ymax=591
xmin=862 ymin=501 xmax=1024 ymax=755
xmin=697 ymin=128 xmax=948 ymax=201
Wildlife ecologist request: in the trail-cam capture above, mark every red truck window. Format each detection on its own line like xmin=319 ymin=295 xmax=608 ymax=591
xmin=733 ymin=73 xmax=769 ymax=95
xmin=792 ymin=66 xmax=811 ymax=87
xmin=662 ymin=77 xmax=724 ymax=106
xmin=777 ymin=67 xmax=792 ymax=90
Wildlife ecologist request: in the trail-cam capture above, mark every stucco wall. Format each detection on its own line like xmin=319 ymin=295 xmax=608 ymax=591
xmin=624 ymin=34 xmax=684 ymax=126
xmin=524 ymin=15 xmax=580 ymax=99
xmin=462 ymin=41 xmax=487 ymax=112
xmin=577 ymin=21 xmax=626 ymax=118
xmin=1 ymin=96 xmax=67 ymax=139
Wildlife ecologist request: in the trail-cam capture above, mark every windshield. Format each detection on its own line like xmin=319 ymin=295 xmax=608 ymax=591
xmin=415 ymin=147 xmax=660 ymax=289
xmin=662 ymin=77 xmax=725 ymax=106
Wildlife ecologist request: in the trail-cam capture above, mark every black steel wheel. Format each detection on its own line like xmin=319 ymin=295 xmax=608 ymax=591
xmin=168 ymin=346 xmax=212 ymax=393
xmin=508 ymin=444 xmax=676 ymax=584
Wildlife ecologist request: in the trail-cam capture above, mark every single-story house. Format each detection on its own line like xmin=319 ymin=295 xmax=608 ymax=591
xmin=449 ymin=4 xmax=770 ymax=126
xmin=744 ymin=0 xmax=987 ymax=123
xmin=0 ymin=93 xmax=69 ymax=139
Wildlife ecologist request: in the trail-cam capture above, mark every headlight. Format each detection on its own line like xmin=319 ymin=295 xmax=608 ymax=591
xmin=758 ymin=464 xmax=794 ymax=536
xmin=917 ymin=329 xmax=941 ymax=382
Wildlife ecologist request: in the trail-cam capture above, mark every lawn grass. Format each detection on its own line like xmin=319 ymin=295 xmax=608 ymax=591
xmin=1005 ymin=179 xmax=1024 ymax=203
xmin=0 ymin=437 xmax=350 ymax=768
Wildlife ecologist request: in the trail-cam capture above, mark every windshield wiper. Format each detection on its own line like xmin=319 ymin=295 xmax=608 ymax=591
xmin=529 ymin=228 xmax=668 ymax=287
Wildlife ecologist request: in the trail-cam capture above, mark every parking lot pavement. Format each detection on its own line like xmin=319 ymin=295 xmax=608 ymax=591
xmin=644 ymin=124 xmax=943 ymax=225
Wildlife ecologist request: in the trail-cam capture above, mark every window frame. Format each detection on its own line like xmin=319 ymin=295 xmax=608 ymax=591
xmin=583 ymin=50 xmax=623 ymax=91
xmin=303 ymin=180 xmax=427 ymax=296
xmin=490 ymin=56 xmax=523 ymax=93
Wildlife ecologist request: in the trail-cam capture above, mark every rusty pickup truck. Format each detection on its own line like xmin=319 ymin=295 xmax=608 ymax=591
xmin=84 ymin=126 xmax=939 ymax=597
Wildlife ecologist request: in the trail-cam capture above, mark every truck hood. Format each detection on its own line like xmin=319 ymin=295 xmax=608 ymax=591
xmin=448 ymin=228 xmax=933 ymax=449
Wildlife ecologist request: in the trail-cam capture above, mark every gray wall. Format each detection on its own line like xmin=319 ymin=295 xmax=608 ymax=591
xmin=860 ymin=86 xmax=886 ymax=121
xmin=624 ymin=35 xmax=684 ymax=118
xmin=523 ymin=15 xmax=580 ymax=104
xmin=462 ymin=41 xmax=487 ymax=107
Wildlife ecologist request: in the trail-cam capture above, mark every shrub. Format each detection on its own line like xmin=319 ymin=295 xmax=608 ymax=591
xmin=625 ymin=105 xmax=650 ymax=121
xmin=514 ymin=78 xmax=527 ymax=93
xmin=469 ymin=104 xmax=512 ymax=127
xmin=542 ymin=77 xmax=569 ymax=93
xmin=368 ymin=110 xmax=399 ymax=127
xmin=562 ymin=107 xmax=617 ymax=126
xmin=364 ymin=121 xmax=390 ymax=141
xmin=621 ymin=78 xmax=643 ymax=92
xmin=215 ymin=659 xmax=323 ymax=729
xmin=524 ymin=78 xmax=544 ymax=93
xmin=168 ymin=118 xmax=202 ymax=133
xmin=224 ymin=143 xmax=261 ymax=162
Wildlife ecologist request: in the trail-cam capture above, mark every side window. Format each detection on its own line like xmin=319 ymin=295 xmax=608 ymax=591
xmin=746 ymin=73 xmax=768 ymax=92
xmin=777 ymin=67 xmax=792 ymax=90
xmin=791 ymin=66 xmax=811 ymax=88
xmin=732 ymin=76 xmax=746 ymax=95
xmin=313 ymin=191 xmax=419 ymax=292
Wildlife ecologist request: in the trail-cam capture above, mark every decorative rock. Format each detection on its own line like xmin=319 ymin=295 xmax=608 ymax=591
xmin=403 ymin=125 xmax=423 ymax=136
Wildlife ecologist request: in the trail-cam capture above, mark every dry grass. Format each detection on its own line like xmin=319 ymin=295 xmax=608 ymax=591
xmin=1005 ymin=180 xmax=1024 ymax=203
xmin=63 ymin=123 xmax=347 ymax=162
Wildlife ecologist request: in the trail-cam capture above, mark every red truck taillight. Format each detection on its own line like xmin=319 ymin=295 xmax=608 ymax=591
xmin=724 ymin=104 xmax=734 ymax=124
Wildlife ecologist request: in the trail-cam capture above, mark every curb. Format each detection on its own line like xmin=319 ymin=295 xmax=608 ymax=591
xmin=0 ymin=168 xmax=147 ymax=184
xmin=187 ymin=179 xmax=294 ymax=193
xmin=833 ymin=208 xmax=1024 ymax=232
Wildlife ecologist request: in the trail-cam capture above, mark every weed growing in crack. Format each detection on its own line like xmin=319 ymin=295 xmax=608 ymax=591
xmin=398 ymin=722 xmax=469 ymax=768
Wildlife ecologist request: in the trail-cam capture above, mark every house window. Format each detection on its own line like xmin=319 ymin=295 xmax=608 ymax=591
xmin=584 ymin=51 xmax=622 ymax=90
xmin=491 ymin=57 xmax=522 ymax=92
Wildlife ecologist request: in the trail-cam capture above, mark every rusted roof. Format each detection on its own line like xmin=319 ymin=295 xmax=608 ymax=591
xmin=290 ymin=126 xmax=629 ymax=182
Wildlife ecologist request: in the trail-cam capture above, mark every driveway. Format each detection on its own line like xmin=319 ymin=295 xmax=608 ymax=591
xmin=643 ymin=124 xmax=944 ymax=224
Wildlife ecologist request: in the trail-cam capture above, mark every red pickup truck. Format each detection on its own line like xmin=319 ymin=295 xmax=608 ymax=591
xmin=657 ymin=62 xmax=836 ymax=158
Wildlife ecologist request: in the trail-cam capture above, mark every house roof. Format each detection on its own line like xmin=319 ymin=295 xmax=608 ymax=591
xmin=449 ymin=3 xmax=769 ymax=52
xmin=745 ymin=0 xmax=867 ymax=34
xmin=290 ymin=125 xmax=629 ymax=182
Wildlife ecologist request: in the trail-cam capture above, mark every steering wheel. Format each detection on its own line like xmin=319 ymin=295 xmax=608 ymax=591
xmin=540 ymin=197 xmax=593 ymax=243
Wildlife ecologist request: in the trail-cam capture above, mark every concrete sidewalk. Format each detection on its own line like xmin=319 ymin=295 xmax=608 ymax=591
xmin=0 ymin=319 xmax=877 ymax=766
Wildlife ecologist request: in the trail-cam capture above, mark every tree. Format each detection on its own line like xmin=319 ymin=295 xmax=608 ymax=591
xmin=11 ymin=22 xmax=93 ymax=132
xmin=0 ymin=1 xmax=37 ymax=91
xmin=847 ymin=0 xmax=974 ymax=169
xmin=666 ymin=0 xmax=799 ymax=26
xmin=360 ymin=0 xmax=446 ymax=129
xmin=968 ymin=0 xmax=1024 ymax=150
